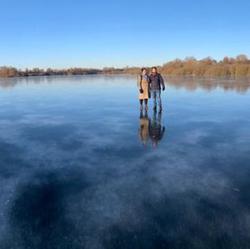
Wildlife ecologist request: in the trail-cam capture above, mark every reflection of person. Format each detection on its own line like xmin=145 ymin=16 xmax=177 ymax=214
xmin=149 ymin=111 xmax=165 ymax=148
xmin=138 ymin=110 xmax=166 ymax=147
xmin=139 ymin=111 xmax=150 ymax=145
xmin=137 ymin=68 xmax=150 ymax=112
xmin=149 ymin=67 xmax=165 ymax=112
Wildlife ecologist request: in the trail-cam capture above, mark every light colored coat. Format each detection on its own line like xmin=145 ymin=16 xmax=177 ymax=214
xmin=137 ymin=75 xmax=149 ymax=100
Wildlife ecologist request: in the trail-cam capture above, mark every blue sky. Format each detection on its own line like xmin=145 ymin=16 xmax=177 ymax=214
xmin=0 ymin=0 xmax=250 ymax=69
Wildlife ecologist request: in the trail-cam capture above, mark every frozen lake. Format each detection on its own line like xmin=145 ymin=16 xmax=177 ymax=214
xmin=0 ymin=75 xmax=250 ymax=249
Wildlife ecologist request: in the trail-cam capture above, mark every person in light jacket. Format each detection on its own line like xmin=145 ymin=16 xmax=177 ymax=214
xmin=137 ymin=68 xmax=150 ymax=111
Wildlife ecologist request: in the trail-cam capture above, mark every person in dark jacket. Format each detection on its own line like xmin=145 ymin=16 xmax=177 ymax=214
xmin=149 ymin=67 xmax=165 ymax=112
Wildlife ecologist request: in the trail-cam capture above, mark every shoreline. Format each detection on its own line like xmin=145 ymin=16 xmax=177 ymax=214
xmin=1 ymin=73 xmax=250 ymax=81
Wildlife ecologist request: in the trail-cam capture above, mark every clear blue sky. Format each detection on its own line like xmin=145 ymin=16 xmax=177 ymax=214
xmin=0 ymin=0 xmax=250 ymax=69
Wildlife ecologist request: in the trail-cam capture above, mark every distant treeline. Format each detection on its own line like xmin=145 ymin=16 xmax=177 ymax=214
xmin=160 ymin=55 xmax=250 ymax=77
xmin=0 ymin=67 xmax=102 ymax=78
xmin=1 ymin=54 xmax=250 ymax=78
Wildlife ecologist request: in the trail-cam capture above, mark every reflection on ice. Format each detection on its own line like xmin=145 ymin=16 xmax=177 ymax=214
xmin=167 ymin=76 xmax=250 ymax=93
xmin=1 ymin=75 xmax=250 ymax=93
xmin=139 ymin=111 xmax=166 ymax=148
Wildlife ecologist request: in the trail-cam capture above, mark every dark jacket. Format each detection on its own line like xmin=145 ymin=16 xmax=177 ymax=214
xmin=149 ymin=73 xmax=165 ymax=91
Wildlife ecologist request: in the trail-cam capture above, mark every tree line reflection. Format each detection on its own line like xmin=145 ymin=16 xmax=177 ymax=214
xmin=1 ymin=76 xmax=250 ymax=93
xmin=167 ymin=77 xmax=250 ymax=93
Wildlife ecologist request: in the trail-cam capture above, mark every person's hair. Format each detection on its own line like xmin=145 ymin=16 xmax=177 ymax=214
xmin=152 ymin=67 xmax=158 ymax=71
xmin=141 ymin=67 xmax=147 ymax=73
